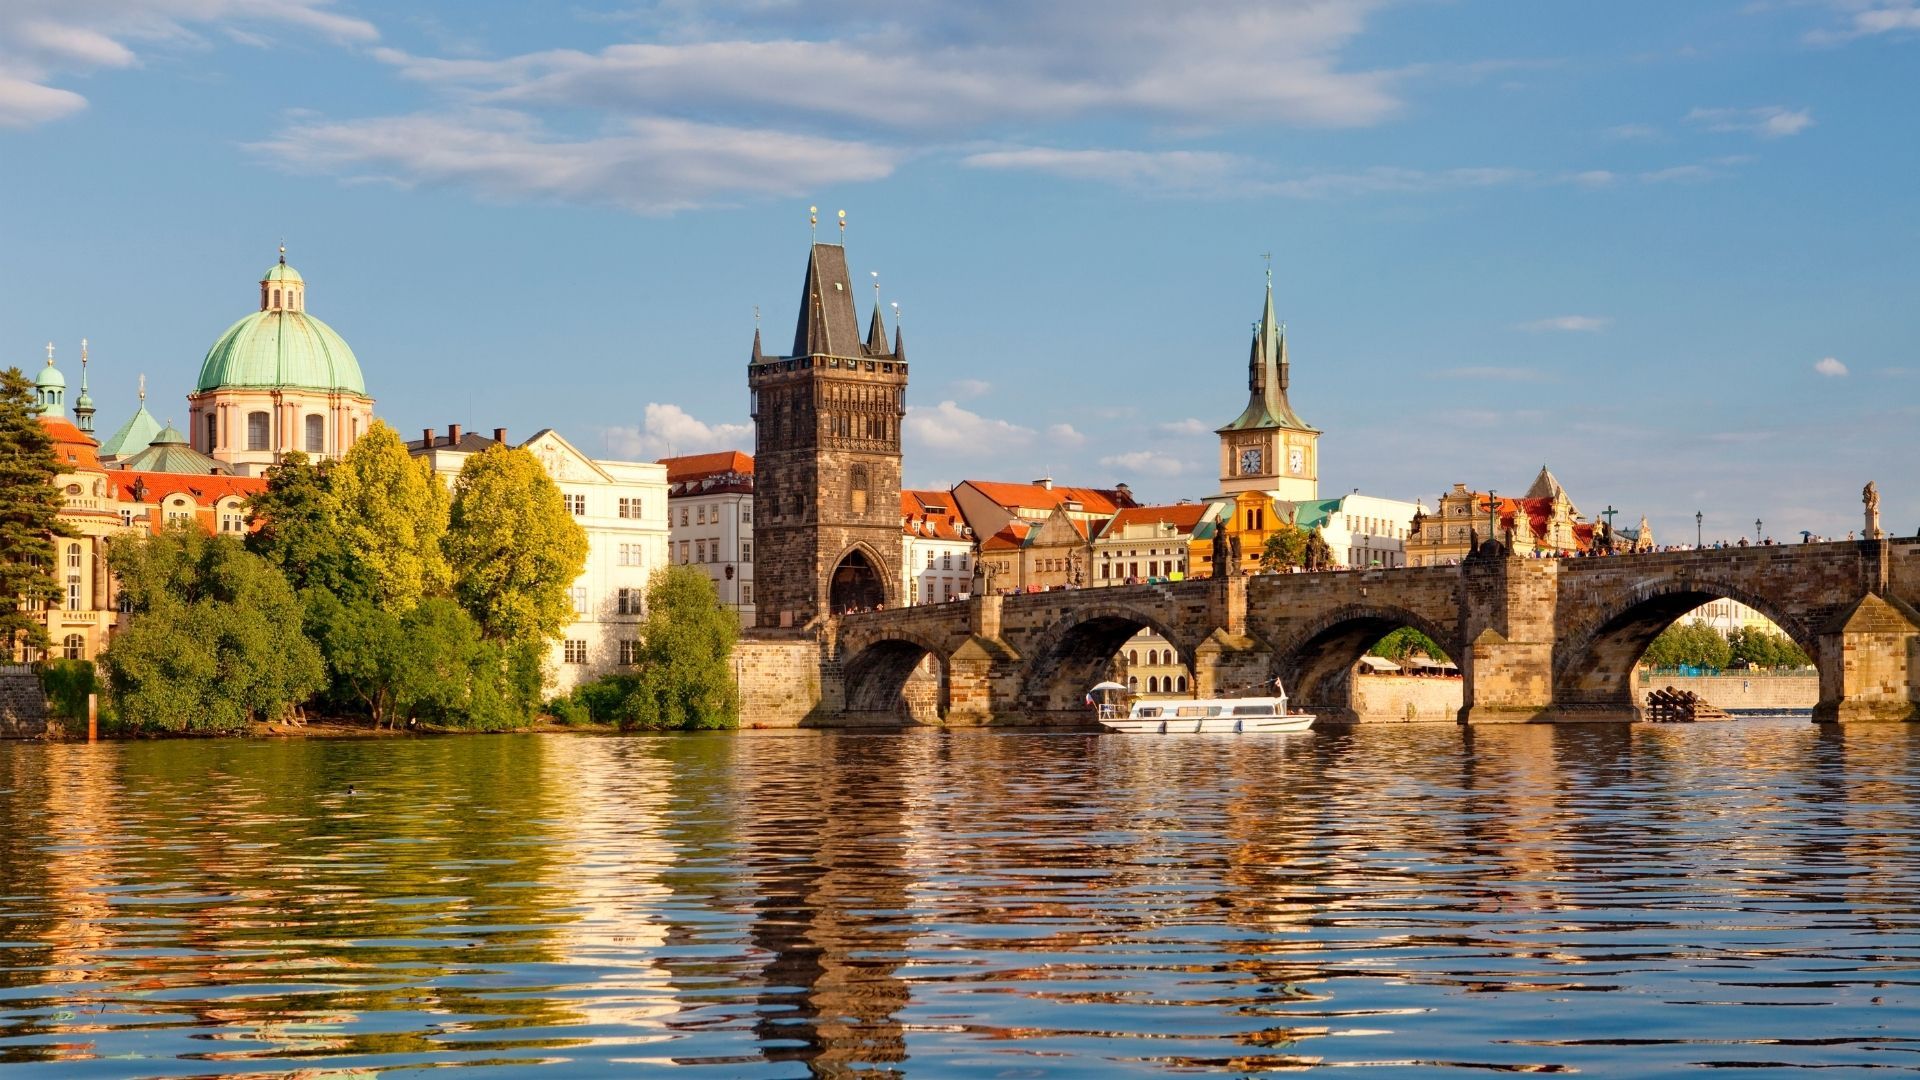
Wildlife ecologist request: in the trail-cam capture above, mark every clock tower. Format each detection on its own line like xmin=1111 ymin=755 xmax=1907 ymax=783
xmin=1216 ymin=273 xmax=1319 ymax=501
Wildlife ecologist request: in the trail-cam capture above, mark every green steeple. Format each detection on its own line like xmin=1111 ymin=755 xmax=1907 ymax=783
xmin=99 ymin=375 xmax=163 ymax=460
xmin=74 ymin=340 xmax=95 ymax=433
xmin=34 ymin=342 xmax=67 ymax=419
xmin=1217 ymin=275 xmax=1313 ymax=434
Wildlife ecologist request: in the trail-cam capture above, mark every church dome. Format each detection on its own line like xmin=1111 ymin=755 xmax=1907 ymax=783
xmin=194 ymin=253 xmax=367 ymax=397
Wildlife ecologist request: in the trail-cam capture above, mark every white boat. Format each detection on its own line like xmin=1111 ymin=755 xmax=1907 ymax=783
xmin=1088 ymin=682 xmax=1315 ymax=734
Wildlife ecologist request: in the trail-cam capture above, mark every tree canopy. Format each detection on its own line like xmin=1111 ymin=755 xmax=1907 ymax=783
xmin=331 ymin=420 xmax=449 ymax=613
xmin=1258 ymin=522 xmax=1307 ymax=573
xmin=0 ymin=367 xmax=68 ymax=654
xmin=1642 ymin=619 xmax=1733 ymax=670
xmin=444 ymin=444 xmax=589 ymax=647
xmin=620 ymin=566 xmax=739 ymax=731
xmin=100 ymin=527 xmax=324 ymax=733
xmin=1369 ymin=627 xmax=1451 ymax=663
xmin=247 ymin=450 xmax=368 ymax=600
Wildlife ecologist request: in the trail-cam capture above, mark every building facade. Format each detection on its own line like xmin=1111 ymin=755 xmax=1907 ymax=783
xmin=1406 ymin=469 xmax=1602 ymax=566
xmin=188 ymin=251 xmax=375 ymax=476
xmin=407 ymin=424 xmax=671 ymax=692
xmin=1215 ymin=275 xmax=1319 ymax=503
xmin=901 ymin=490 xmax=973 ymax=605
xmin=748 ymin=240 xmax=908 ymax=627
xmin=662 ymin=451 xmax=756 ymax=627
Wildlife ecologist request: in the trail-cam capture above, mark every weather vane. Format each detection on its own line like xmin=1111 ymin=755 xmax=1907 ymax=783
xmin=837 ymin=209 xmax=846 ymax=241
xmin=1262 ymin=251 xmax=1272 ymax=286
xmin=871 ymin=270 xmax=880 ymax=311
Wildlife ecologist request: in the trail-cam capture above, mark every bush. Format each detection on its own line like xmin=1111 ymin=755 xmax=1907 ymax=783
xmin=573 ymin=673 xmax=642 ymax=724
xmin=40 ymin=659 xmax=96 ymax=722
xmin=545 ymin=695 xmax=590 ymax=726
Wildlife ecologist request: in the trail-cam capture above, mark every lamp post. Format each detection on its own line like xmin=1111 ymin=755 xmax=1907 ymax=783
xmin=1485 ymin=489 xmax=1498 ymax=551
xmin=1695 ymin=510 xmax=1703 ymax=549
xmin=1755 ymin=517 xmax=1763 ymax=543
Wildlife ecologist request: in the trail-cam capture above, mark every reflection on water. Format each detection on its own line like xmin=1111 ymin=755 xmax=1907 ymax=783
xmin=3 ymin=722 xmax=1919 ymax=1075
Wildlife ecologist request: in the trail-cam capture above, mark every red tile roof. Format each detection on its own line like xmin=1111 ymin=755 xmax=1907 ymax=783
xmin=901 ymin=489 xmax=969 ymax=540
xmin=960 ymin=480 xmax=1135 ymax=517
xmin=1103 ymin=503 xmax=1208 ymax=535
xmin=979 ymin=521 xmax=1031 ymax=552
xmin=39 ymin=416 xmax=103 ymax=472
xmin=660 ymin=450 xmax=753 ymax=482
xmin=109 ymin=470 xmax=265 ymax=506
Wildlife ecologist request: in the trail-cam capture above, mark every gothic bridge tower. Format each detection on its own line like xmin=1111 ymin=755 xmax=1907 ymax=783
xmin=749 ymin=237 xmax=908 ymax=629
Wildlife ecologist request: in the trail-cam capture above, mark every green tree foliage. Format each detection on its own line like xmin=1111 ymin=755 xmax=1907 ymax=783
xmin=331 ymin=420 xmax=449 ymax=613
xmin=1258 ymin=522 xmax=1307 ymax=572
xmin=100 ymin=527 xmax=324 ymax=733
xmin=0 ymin=367 xmax=69 ymax=653
xmin=39 ymin=659 xmax=95 ymax=723
xmin=1642 ymin=619 xmax=1733 ymax=670
xmin=1727 ymin=625 xmax=1813 ymax=669
xmin=1369 ymin=627 xmax=1451 ymax=663
xmin=247 ymin=450 xmax=367 ymax=600
xmin=304 ymin=592 xmax=540 ymax=730
xmin=444 ymin=444 xmax=589 ymax=647
xmin=621 ymin=567 xmax=739 ymax=731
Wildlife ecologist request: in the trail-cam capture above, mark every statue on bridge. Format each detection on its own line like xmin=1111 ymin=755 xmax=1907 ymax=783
xmin=1865 ymin=481 xmax=1883 ymax=540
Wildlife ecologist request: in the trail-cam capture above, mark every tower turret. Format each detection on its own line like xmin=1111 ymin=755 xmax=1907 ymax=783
xmin=74 ymin=339 xmax=95 ymax=433
xmin=34 ymin=342 xmax=66 ymax=419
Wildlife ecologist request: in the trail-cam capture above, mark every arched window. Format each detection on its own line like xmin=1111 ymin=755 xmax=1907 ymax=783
xmin=1127 ymin=676 xmax=1139 ymax=691
xmin=1177 ymin=676 xmax=1188 ymax=693
xmin=62 ymin=634 xmax=84 ymax=661
xmin=305 ymin=414 xmax=324 ymax=453
xmin=850 ymin=465 xmax=869 ymax=515
xmin=1127 ymin=650 xmax=1138 ymax=664
xmin=1148 ymin=676 xmax=1160 ymax=693
xmin=247 ymin=411 xmax=270 ymax=451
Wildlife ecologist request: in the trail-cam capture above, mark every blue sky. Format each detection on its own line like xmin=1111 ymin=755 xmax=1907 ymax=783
xmin=0 ymin=0 xmax=1913 ymax=541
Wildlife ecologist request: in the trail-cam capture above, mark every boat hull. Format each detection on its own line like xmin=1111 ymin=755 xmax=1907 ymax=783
xmin=1098 ymin=714 xmax=1314 ymax=735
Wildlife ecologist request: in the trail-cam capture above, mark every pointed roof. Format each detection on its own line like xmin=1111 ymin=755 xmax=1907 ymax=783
xmin=98 ymin=391 xmax=164 ymax=460
xmin=892 ymin=322 xmax=905 ymax=361
xmin=865 ymin=302 xmax=889 ymax=356
xmin=1524 ymin=465 xmax=1565 ymax=501
xmin=789 ymin=243 xmax=863 ymax=358
xmin=114 ymin=421 xmax=231 ymax=475
xmin=750 ymin=326 xmax=764 ymax=363
xmin=1218 ymin=278 xmax=1313 ymax=434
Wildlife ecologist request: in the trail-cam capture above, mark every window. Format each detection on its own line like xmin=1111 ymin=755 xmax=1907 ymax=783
xmin=571 ymin=586 xmax=588 ymax=615
xmin=117 ymin=591 xmax=133 ymax=613
xmin=221 ymin=513 xmax=245 ymax=533
xmin=942 ymin=552 xmax=952 ymax=570
xmin=740 ymin=542 xmax=751 ymax=563
xmin=850 ymin=466 xmax=869 ymax=514
xmin=119 ymin=510 xmax=133 ymax=527
xmin=62 ymin=634 xmax=84 ymax=661
xmin=565 ymin=493 xmax=586 ymax=516
xmin=697 ymin=505 xmax=706 ymax=525
xmin=617 ymin=587 xmax=642 ymax=615
xmin=741 ymin=582 xmax=752 ymax=604
xmin=696 ymin=540 xmax=707 ymax=563
xmin=618 ymin=543 xmax=643 ymax=567
xmin=1177 ymin=676 xmax=1188 ymax=693
xmin=619 ymin=640 xmax=641 ymax=665
xmin=205 ymin=414 xmax=218 ymax=452
xmin=1149 ymin=676 xmax=1160 ymax=693
xmin=66 ymin=543 xmax=80 ymax=569
xmin=960 ymin=554 xmax=969 ymax=571
xmin=680 ymin=508 xmax=689 ymax=526
xmin=926 ymin=551 xmax=935 ymax=567
xmin=1128 ymin=650 xmax=1138 ymax=664
xmin=247 ymin=411 xmax=269 ymax=451
xmin=305 ymin=414 xmax=325 ymax=453
xmin=618 ymin=497 xmax=643 ymax=519
xmin=66 ymin=574 xmax=81 ymax=611
xmin=563 ymin=640 xmax=587 ymax=664
xmin=679 ymin=541 xmax=690 ymax=564
xmin=742 ymin=503 xmax=752 ymax=523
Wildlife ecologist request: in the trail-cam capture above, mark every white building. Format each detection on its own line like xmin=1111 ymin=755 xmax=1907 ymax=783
xmin=1290 ymin=492 xmax=1426 ymax=569
xmin=901 ymin=490 xmax=974 ymax=605
xmin=408 ymin=424 xmax=671 ymax=693
xmin=660 ymin=452 xmax=756 ymax=628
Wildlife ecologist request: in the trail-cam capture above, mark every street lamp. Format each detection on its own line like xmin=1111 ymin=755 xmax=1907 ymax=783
xmin=1485 ymin=489 xmax=1498 ymax=551
xmin=1755 ymin=517 xmax=1763 ymax=543
xmin=1695 ymin=510 xmax=1703 ymax=549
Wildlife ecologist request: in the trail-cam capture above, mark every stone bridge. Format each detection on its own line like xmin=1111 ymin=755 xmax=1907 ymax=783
xmin=826 ymin=538 xmax=1920 ymax=725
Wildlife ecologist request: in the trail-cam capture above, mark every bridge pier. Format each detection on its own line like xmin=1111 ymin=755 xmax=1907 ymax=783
xmin=1813 ymin=592 xmax=1920 ymax=723
xmin=1459 ymin=556 xmax=1567 ymax=723
xmin=1193 ymin=628 xmax=1273 ymax=700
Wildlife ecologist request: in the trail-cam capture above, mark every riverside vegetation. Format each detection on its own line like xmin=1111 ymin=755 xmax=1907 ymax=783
xmin=12 ymin=413 xmax=738 ymax=736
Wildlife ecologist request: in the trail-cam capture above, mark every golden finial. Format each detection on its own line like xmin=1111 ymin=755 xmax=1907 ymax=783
xmin=809 ymin=205 xmax=818 ymax=241
xmin=279 ymin=240 xmax=286 ymax=264
xmin=837 ymin=208 xmax=846 ymax=241
xmin=138 ymin=374 xmax=146 ymax=402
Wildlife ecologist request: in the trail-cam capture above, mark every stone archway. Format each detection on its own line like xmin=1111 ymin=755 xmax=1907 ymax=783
xmin=1016 ymin=606 xmax=1195 ymax=718
xmin=840 ymin=635 xmax=949 ymax=722
xmin=1270 ymin=604 xmax=1463 ymax=725
xmin=829 ymin=548 xmax=888 ymax=614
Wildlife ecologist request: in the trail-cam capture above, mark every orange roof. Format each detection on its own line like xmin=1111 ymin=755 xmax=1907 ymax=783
xmin=979 ymin=521 xmax=1031 ymax=552
xmin=961 ymin=479 xmax=1134 ymax=517
xmin=1104 ymin=503 xmax=1208 ymax=535
xmin=901 ymin=489 xmax=968 ymax=540
xmin=39 ymin=416 xmax=103 ymax=472
xmin=660 ymin=450 xmax=752 ymax=482
xmin=109 ymin=470 xmax=265 ymax=507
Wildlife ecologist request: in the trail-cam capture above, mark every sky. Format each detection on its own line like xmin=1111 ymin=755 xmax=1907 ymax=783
xmin=0 ymin=0 xmax=1914 ymax=542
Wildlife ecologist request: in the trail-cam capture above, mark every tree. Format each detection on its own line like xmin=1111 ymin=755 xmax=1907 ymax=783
xmin=1727 ymin=625 xmax=1812 ymax=669
xmin=247 ymin=450 xmax=367 ymax=600
xmin=1369 ymin=627 xmax=1451 ymax=663
xmin=0 ymin=367 xmax=69 ymax=655
xmin=622 ymin=566 xmax=739 ymax=730
xmin=331 ymin=420 xmax=449 ymax=613
xmin=1259 ymin=522 xmax=1307 ymax=572
xmin=1642 ymin=619 xmax=1732 ymax=670
xmin=443 ymin=444 xmax=589 ymax=647
xmin=99 ymin=527 xmax=324 ymax=733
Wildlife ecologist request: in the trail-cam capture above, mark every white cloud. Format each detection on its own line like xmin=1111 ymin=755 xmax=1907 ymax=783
xmin=604 ymin=402 xmax=751 ymax=459
xmin=905 ymin=401 xmax=1034 ymax=452
xmin=1638 ymin=163 xmax=1718 ymax=183
xmin=252 ymin=109 xmax=899 ymax=214
xmin=964 ymin=147 xmax=1240 ymax=190
xmin=1100 ymin=450 xmax=1187 ymax=477
xmin=949 ymin=378 xmax=993 ymax=399
xmin=1569 ymin=169 xmax=1616 ymax=187
xmin=1515 ymin=315 xmax=1610 ymax=333
xmin=1685 ymin=106 xmax=1814 ymax=138
xmin=1814 ymin=356 xmax=1849 ymax=377
xmin=1805 ymin=4 xmax=1920 ymax=43
xmin=1046 ymin=423 xmax=1087 ymax=447
xmin=1156 ymin=418 xmax=1211 ymax=436
xmin=0 ymin=1 xmax=376 ymax=129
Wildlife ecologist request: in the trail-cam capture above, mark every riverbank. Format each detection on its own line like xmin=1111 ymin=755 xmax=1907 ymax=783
xmin=30 ymin=715 xmax=625 ymax=741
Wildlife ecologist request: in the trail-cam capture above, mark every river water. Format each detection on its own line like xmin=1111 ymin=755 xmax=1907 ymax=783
xmin=2 ymin=721 xmax=1918 ymax=1077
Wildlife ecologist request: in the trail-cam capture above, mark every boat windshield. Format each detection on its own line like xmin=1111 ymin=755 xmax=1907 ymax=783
xmin=1231 ymin=704 xmax=1274 ymax=716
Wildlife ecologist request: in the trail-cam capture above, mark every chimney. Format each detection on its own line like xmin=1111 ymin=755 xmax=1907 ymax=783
xmin=493 ymin=427 xmax=507 ymax=445
xmin=422 ymin=427 xmax=435 ymax=449
xmin=1034 ymin=476 xmax=1053 ymax=490
xmin=447 ymin=423 xmax=462 ymax=445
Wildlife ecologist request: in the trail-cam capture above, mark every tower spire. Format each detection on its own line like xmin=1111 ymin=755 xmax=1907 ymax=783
xmin=75 ymin=338 xmax=95 ymax=433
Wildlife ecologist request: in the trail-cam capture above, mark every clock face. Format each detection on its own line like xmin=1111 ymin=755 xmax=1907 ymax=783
xmin=1288 ymin=447 xmax=1305 ymax=475
xmin=1239 ymin=447 xmax=1263 ymax=475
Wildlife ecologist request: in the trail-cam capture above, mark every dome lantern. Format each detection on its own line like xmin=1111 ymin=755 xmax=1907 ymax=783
xmin=35 ymin=342 xmax=66 ymax=418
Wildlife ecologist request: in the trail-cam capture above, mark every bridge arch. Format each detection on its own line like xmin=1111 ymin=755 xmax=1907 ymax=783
xmin=1551 ymin=575 xmax=1822 ymax=718
xmin=1016 ymin=601 xmax=1198 ymax=716
xmin=828 ymin=541 xmax=894 ymax=614
xmin=839 ymin=629 xmax=950 ymax=720
xmin=1269 ymin=603 xmax=1463 ymax=724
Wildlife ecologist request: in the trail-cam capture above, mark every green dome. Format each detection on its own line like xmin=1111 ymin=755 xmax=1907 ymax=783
xmin=36 ymin=361 xmax=66 ymax=390
xmin=196 ymin=308 xmax=366 ymax=395
xmin=263 ymin=261 xmax=304 ymax=283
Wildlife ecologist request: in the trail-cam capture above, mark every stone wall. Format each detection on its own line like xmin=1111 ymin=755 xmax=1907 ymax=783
xmin=1352 ymin=674 xmax=1463 ymax=723
xmin=0 ymin=669 xmax=49 ymax=738
xmin=1637 ymin=673 xmax=1818 ymax=712
xmin=734 ymin=637 xmax=838 ymax=728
